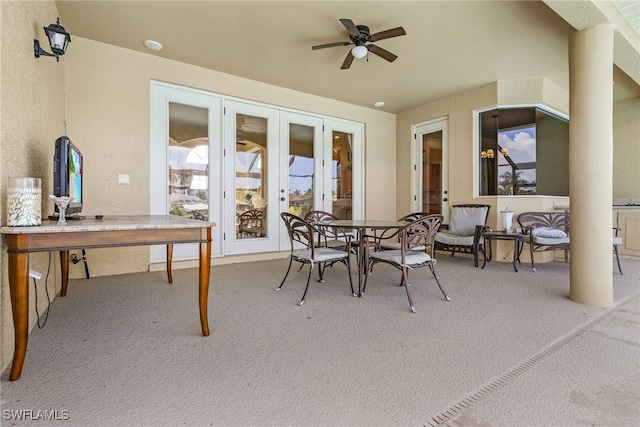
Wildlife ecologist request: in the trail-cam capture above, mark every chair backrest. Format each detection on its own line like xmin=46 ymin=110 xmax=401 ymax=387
xmin=280 ymin=212 xmax=314 ymax=250
xmin=304 ymin=210 xmax=337 ymax=223
xmin=517 ymin=211 xmax=570 ymax=234
xmin=448 ymin=204 xmax=490 ymax=236
xmin=239 ymin=209 xmax=263 ymax=229
xmin=401 ymin=214 xmax=444 ymax=255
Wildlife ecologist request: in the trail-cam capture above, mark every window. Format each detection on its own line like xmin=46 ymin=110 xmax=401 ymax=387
xmin=479 ymin=107 xmax=568 ymax=196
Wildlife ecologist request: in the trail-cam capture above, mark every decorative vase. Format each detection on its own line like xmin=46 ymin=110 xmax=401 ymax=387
xmin=500 ymin=207 xmax=514 ymax=233
xmin=7 ymin=177 xmax=42 ymax=226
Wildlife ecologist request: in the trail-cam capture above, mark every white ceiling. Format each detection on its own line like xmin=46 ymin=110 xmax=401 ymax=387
xmin=56 ymin=1 xmax=640 ymax=114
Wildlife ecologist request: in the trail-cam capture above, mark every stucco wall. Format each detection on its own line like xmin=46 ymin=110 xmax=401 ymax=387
xmin=613 ymin=97 xmax=640 ymax=199
xmin=1 ymin=0 xmax=67 ymax=375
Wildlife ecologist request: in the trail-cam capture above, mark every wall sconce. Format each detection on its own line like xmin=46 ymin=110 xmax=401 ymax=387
xmin=34 ymin=18 xmax=71 ymax=61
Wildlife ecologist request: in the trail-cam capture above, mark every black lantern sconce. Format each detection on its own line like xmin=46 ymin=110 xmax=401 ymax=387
xmin=34 ymin=18 xmax=71 ymax=61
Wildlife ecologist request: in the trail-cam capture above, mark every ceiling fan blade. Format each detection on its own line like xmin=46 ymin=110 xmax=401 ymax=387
xmin=368 ymin=44 xmax=398 ymax=62
xmin=369 ymin=26 xmax=406 ymax=42
xmin=340 ymin=18 xmax=360 ymax=39
xmin=312 ymin=41 xmax=351 ymax=50
xmin=340 ymin=52 xmax=355 ymax=69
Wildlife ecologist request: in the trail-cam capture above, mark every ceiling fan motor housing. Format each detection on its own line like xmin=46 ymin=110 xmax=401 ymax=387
xmin=354 ymin=25 xmax=370 ymax=44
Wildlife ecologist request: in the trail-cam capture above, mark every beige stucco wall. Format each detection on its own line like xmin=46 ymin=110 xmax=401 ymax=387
xmin=1 ymin=0 xmax=67 ymax=376
xmin=613 ymin=97 xmax=640 ymax=199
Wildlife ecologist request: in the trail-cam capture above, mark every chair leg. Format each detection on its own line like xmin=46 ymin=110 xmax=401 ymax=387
xmin=298 ymin=264 xmax=314 ymax=306
xmin=343 ymin=258 xmax=356 ymax=297
xmin=430 ymin=263 xmax=450 ymax=301
xmin=276 ymin=257 xmax=294 ymax=291
xmin=529 ymin=244 xmax=536 ymax=272
xmin=614 ymin=246 xmax=624 ymax=275
xmin=402 ymin=268 xmax=416 ymax=313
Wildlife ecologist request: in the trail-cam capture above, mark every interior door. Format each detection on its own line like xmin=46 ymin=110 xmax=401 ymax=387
xmin=413 ymin=118 xmax=449 ymax=221
xmin=223 ymin=100 xmax=279 ymax=255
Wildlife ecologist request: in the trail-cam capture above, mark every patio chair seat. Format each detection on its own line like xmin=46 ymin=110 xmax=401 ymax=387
xmin=519 ymin=234 xmax=570 ymax=246
xmin=370 ymin=249 xmax=432 ymax=266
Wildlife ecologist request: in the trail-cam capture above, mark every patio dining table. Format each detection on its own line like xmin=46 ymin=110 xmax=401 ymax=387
xmin=316 ymin=219 xmax=405 ymax=296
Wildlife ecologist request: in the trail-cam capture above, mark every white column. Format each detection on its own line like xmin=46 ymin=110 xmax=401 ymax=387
xmin=569 ymin=24 xmax=614 ymax=306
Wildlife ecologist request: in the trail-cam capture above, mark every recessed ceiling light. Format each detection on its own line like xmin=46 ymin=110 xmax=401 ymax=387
xmin=144 ymin=40 xmax=163 ymax=51
xmin=373 ymin=101 xmax=385 ymax=108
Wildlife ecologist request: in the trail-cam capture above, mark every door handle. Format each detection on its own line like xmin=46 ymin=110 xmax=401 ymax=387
xmin=280 ymin=197 xmax=285 ymax=201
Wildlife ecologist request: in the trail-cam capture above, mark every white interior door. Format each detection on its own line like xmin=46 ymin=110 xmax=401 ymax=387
xmin=413 ymin=117 xmax=449 ymax=221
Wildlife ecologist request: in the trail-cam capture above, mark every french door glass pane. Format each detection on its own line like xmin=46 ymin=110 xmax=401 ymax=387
xmin=288 ymin=123 xmax=314 ymax=218
xmin=422 ymin=131 xmax=442 ymax=214
xmin=332 ymin=131 xmax=352 ymax=219
xmin=236 ymin=113 xmax=268 ymax=239
xmin=168 ymin=102 xmax=209 ymax=220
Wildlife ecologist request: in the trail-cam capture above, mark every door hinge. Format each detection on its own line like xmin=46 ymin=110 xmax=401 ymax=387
xmin=414 ymin=195 xmax=417 ymax=201
xmin=322 ymin=194 xmax=325 ymax=201
xmin=414 ymin=164 xmax=417 ymax=170
xmin=223 ymin=191 xmax=226 ymax=198
xmin=223 ymin=233 xmax=226 ymax=240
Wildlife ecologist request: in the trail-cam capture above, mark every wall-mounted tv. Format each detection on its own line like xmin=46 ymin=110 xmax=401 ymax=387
xmin=53 ymin=136 xmax=83 ymax=217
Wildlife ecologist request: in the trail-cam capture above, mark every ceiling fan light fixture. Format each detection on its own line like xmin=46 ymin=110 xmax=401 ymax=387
xmin=351 ymin=45 xmax=368 ymax=59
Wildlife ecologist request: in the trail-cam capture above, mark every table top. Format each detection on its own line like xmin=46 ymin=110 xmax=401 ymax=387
xmin=317 ymin=219 xmax=405 ymax=229
xmin=1 ymin=215 xmax=215 ymax=235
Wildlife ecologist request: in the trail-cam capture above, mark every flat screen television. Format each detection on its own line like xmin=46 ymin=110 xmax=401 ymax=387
xmin=53 ymin=136 xmax=83 ymax=217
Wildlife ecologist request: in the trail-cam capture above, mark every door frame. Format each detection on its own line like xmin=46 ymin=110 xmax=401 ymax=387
xmin=412 ymin=117 xmax=449 ymax=222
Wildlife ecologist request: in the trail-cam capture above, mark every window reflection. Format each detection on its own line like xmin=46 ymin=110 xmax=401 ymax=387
xmin=288 ymin=123 xmax=314 ymax=218
xmin=479 ymin=108 xmax=568 ymax=196
xmin=332 ymin=131 xmax=353 ymax=219
xmin=236 ymin=114 xmax=267 ymax=239
xmin=168 ymin=103 xmax=209 ymax=220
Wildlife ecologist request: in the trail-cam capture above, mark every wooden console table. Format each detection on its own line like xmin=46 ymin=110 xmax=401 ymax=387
xmin=1 ymin=215 xmax=215 ymax=381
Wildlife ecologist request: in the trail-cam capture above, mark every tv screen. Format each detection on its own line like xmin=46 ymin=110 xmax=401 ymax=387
xmin=53 ymin=136 xmax=83 ymax=216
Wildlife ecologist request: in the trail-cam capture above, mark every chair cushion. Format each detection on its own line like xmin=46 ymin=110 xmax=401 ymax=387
xmin=370 ymin=249 xmax=431 ymax=266
xmin=531 ymin=227 xmax=567 ymax=238
xmin=379 ymin=242 xmax=426 ymax=251
xmin=520 ymin=234 xmax=570 ymax=245
xmin=448 ymin=206 xmax=487 ymax=236
xmin=292 ymin=247 xmax=348 ymax=263
xmin=434 ymin=231 xmax=475 ymax=246
xmin=613 ymin=236 xmax=622 ymax=245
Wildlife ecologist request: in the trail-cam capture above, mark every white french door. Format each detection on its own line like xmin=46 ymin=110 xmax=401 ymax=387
xmin=223 ymin=101 xmax=279 ymax=255
xmin=151 ymin=82 xmax=364 ymax=260
xmin=150 ymin=81 xmax=223 ymax=263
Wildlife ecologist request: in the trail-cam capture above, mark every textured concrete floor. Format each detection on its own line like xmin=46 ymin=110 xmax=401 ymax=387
xmin=1 ymin=255 xmax=638 ymax=426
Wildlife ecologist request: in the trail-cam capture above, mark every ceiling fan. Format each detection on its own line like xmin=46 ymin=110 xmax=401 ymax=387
xmin=312 ymin=18 xmax=406 ymax=69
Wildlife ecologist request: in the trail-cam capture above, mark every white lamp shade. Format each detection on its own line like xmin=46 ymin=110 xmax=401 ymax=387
xmin=351 ymin=45 xmax=368 ymax=59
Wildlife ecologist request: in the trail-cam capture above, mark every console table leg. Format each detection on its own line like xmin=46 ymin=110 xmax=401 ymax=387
xmin=59 ymin=250 xmax=69 ymax=296
xmin=8 ymin=251 xmax=29 ymax=381
xmin=166 ymin=244 xmax=173 ymax=284
xmin=198 ymin=239 xmax=211 ymax=336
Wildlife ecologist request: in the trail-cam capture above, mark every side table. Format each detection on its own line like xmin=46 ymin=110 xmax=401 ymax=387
xmin=482 ymin=231 xmax=522 ymax=272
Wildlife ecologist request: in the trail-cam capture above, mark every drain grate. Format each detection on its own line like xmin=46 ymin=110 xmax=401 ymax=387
xmin=420 ymin=292 xmax=640 ymax=427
